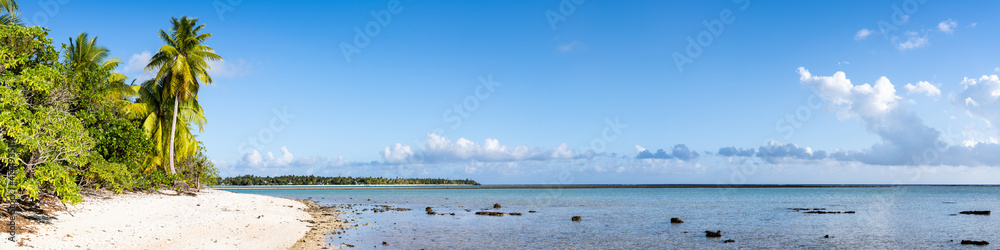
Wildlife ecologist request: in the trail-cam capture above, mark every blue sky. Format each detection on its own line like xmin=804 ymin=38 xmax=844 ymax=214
xmin=24 ymin=0 xmax=1000 ymax=184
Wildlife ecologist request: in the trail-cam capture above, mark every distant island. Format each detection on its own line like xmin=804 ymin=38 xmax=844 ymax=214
xmin=218 ymin=175 xmax=480 ymax=186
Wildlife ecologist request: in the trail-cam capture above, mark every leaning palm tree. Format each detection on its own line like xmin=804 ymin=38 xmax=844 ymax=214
xmin=145 ymin=16 xmax=221 ymax=174
xmin=64 ymin=33 xmax=137 ymax=106
xmin=130 ymin=77 xmax=206 ymax=172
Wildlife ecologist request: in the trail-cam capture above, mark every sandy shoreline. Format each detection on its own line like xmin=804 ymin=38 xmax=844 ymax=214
xmin=0 ymin=189 xmax=333 ymax=249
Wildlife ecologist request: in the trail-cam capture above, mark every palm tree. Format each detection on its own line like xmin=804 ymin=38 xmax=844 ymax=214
xmin=64 ymin=33 xmax=137 ymax=105
xmin=145 ymin=16 xmax=221 ymax=174
xmin=130 ymin=78 xmax=205 ymax=172
xmin=0 ymin=0 xmax=20 ymax=26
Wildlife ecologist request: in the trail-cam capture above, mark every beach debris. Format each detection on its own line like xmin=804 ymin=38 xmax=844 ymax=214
xmin=494 ymin=203 xmax=502 ymax=209
xmin=670 ymin=217 xmax=684 ymax=224
xmin=705 ymin=231 xmax=721 ymax=238
xmin=571 ymin=216 xmax=582 ymax=222
xmin=960 ymin=240 xmax=989 ymax=245
xmin=959 ymin=211 xmax=990 ymax=215
xmin=723 ymin=239 xmax=735 ymax=243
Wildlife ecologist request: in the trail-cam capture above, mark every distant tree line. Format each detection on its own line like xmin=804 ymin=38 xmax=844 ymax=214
xmin=219 ymin=175 xmax=480 ymax=186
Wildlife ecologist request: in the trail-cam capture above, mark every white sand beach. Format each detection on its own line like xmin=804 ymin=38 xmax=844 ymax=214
xmin=0 ymin=189 xmax=313 ymax=249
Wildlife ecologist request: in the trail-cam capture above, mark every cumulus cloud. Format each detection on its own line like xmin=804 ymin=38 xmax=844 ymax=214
xmin=938 ymin=19 xmax=957 ymax=34
xmin=896 ymin=32 xmax=928 ymax=50
xmin=382 ymin=134 xmax=577 ymax=164
xmin=798 ymin=67 xmax=941 ymax=165
xmin=854 ymin=28 xmax=873 ymax=40
xmin=240 ymin=146 xmax=296 ymax=167
xmin=718 ymin=147 xmax=755 ymax=157
xmin=904 ymin=81 xmax=941 ymax=97
xmin=956 ymin=75 xmax=1000 ymax=132
xmin=122 ymin=51 xmax=155 ymax=81
xmin=635 ymin=144 xmax=699 ymax=161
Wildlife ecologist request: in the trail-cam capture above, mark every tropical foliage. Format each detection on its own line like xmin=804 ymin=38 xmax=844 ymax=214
xmin=220 ymin=175 xmax=481 ymax=186
xmin=0 ymin=4 xmax=220 ymax=206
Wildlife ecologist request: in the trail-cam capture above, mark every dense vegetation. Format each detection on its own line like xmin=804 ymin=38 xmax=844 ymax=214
xmin=220 ymin=175 xmax=480 ymax=186
xmin=1 ymin=0 xmax=220 ymax=205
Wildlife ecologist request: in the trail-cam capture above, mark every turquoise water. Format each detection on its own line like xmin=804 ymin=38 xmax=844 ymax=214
xmin=226 ymin=186 xmax=999 ymax=248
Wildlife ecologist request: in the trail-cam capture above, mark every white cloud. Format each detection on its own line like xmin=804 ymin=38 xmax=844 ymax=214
xmin=904 ymin=81 xmax=941 ymax=97
xmin=206 ymin=59 xmax=251 ymax=79
xmin=239 ymin=146 xmax=295 ymax=167
xmin=938 ymin=19 xmax=958 ymax=34
xmin=556 ymin=41 xmax=585 ymax=53
xmin=956 ymin=75 xmax=1000 ymax=131
xmin=383 ymin=134 xmax=577 ymax=164
xmin=381 ymin=143 xmax=414 ymax=164
xmin=798 ymin=67 xmax=942 ymax=165
xmin=122 ymin=51 xmax=155 ymax=81
xmin=854 ymin=28 xmax=873 ymax=40
xmin=896 ymin=32 xmax=928 ymax=50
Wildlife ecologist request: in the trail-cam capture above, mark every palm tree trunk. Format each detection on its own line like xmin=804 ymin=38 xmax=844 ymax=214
xmin=168 ymin=97 xmax=179 ymax=174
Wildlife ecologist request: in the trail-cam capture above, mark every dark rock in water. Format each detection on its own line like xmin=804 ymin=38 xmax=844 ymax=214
xmin=571 ymin=216 xmax=582 ymax=222
xmin=705 ymin=231 xmax=722 ymax=238
xmin=475 ymin=211 xmax=506 ymax=216
xmin=723 ymin=239 xmax=735 ymax=243
xmin=494 ymin=203 xmax=502 ymax=209
xmin=529 ymin=210 xmax=537 ymax=213
xmin=961 ymin=240 xmax=989 ymax=245
xmin=959 ymin=211 xmax=991 ymax=215
xmin=670 ymin=217 xmax=684 ymax=224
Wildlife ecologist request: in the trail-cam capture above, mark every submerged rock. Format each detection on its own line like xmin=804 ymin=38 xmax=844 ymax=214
xmin=961 ymin=240 xmax=989 ymax=245
xmin=571 ymin=216 xmax=582 ymax=222
xmin=670 ymin=217 xmax=684 ymax=224
xmin=959 ymin=211 xmax=991 ymax=215
xmin=705 ymin=231 xmax=721 ymax=238
xmin=475 ymin=211 xmax=506 ymax=216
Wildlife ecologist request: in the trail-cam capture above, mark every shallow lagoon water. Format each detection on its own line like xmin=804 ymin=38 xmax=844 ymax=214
xmin=226 ymin=186 xmax=999 ymax=248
